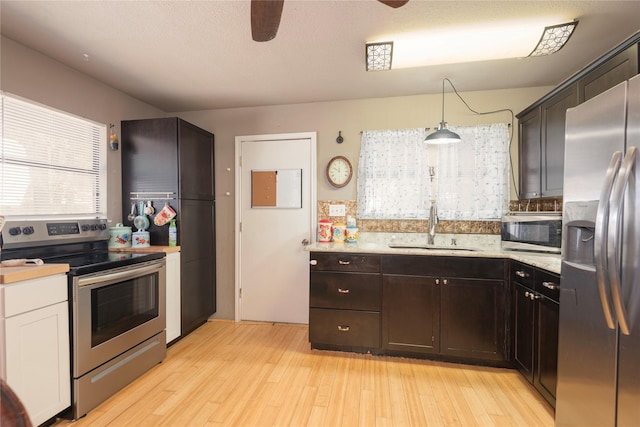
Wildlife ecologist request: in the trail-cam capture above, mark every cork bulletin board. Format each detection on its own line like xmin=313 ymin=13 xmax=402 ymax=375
xmin=251 ymin=169 xmax=302 ymax=208
xmin=251 ymin=171 xmax=277 ymax=207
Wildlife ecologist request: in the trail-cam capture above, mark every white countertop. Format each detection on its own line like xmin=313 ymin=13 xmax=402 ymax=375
xmin=305 ymin=232 xmax=561 ymax=274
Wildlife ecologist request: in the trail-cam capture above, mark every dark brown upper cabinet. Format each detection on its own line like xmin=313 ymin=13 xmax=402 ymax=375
xmin=577 ymin=43 xmax=638 ymax=103
xmin=517 ymin=33 xmax=639 ymax=199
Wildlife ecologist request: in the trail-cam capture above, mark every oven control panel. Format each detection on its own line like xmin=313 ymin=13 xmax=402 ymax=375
xmin=1 ymin=218 xmax=109 ymax=249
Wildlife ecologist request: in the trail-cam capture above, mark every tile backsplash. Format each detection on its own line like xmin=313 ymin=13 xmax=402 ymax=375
xmin=318 ymin=200 xmax=500 ymax=235
xmin=508 ymin=197 xmax=563 ymax=213
xmin=318 ymin=196 xmax=563 ymax=235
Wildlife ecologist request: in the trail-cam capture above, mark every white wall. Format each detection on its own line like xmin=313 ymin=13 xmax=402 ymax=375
xmin=2 ymin=35 xmax=552 ymax=321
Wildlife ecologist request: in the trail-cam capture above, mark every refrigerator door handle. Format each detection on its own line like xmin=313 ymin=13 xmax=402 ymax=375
xmin=594 ymin=150 xmax=622 ymax=330
xmin=607 ymin=146 xmax=637 ymax=335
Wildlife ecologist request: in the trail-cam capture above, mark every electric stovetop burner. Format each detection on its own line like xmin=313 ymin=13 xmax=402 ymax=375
xmin=0 ymin=218 xmax=164 ymax=274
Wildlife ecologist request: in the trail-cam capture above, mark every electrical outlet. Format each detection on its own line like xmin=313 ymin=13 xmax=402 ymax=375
xmin=329 ymin=204 xmax=346 ymax=216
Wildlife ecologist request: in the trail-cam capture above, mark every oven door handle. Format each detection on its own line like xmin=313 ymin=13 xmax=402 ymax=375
xmin=77 ymin=261 xmax=164 ymax=288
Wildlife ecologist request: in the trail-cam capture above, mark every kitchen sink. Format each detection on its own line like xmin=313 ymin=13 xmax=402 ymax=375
xmin=388 ymin=243 xmax=477 ymax=251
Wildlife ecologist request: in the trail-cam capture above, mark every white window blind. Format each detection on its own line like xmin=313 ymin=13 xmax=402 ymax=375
xmin=0 ymin=93 xmax=107 ymax=217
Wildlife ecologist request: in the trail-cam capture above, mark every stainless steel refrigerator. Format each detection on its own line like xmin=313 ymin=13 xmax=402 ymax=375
xmin=557 ymin=74 xmax=639 ymax=426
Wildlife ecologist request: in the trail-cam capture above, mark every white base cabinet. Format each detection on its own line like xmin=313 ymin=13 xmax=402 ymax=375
xmin=0 ymin=274 xmax=71 ymax=426
xmin=166 ymin=251 xmax=181 ymax=343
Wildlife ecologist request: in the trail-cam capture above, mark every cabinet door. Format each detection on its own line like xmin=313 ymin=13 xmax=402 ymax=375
xmin=4 ymin=301 xmax=70 ymax=426
xmin=535 ymin=296 xmax=559 ymax=407
xmin=178 ymin=119 xmax=215 ymax=200
xmin=382 ymin=275 xmax=439 ymax=354
xmin=513 ymin=283 xmax=536 ymax=382
xmin=518 ymin=108 xmax=542 ymax=199
xmin=440 ymin=278 xmax=506 ymax=361
xmin=121 ymin=118 xmax=180 ymax=194
xmin=179 ymin=199 xmax=216 ymax=335
xmin=541 ymin=84 xmax=578 ymax=197
xmin=578 ymin=44 xmax=639 ymax=103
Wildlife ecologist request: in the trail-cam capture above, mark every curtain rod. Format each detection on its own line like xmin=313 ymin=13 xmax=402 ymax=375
xmin=359 ymin=123 xmax=511 ymax=133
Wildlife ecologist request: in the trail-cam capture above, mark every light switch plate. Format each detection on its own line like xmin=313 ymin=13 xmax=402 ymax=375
xmin=329 ymin=204 xmax=346 ymax=216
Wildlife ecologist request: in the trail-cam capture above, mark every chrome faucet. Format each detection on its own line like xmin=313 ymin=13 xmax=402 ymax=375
xmin=428 ymin=200 xmax=438 ymax=245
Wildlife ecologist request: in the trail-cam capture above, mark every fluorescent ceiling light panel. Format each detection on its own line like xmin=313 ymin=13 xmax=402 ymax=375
xmin=528 ymin=21 xmax=578 ymax=56
xmin=374 ymin=19 xmax=573 ymax=69
xmin=366 ymin=41 xmax=393 ymax=71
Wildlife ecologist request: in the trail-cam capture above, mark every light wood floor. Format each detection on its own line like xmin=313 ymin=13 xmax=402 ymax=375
xmin=54 ymin=320 xmax=554 ymax=427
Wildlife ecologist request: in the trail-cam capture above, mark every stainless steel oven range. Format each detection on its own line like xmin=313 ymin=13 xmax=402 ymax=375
xmin=0 ymin=218 xmax=166 ymax=420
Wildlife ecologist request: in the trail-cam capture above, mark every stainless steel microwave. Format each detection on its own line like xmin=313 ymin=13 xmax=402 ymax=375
xmin=501 ymin=212 xmax=562 ymax=253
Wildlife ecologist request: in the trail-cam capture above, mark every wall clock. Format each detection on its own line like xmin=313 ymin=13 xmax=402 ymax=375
xmin=326 ymin=155 xmax=353 ymax=188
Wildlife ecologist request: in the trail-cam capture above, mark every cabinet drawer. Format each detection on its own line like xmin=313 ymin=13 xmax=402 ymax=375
xmin=0 ymin=274 xmax=68 ymax=318
xmin=383 ymin=255 xmax=505 ymax=279
xmin=310 ymin=272 xmax=381 ymax=311
xmin=309 ymin=308 xmax=380 ymax=348
xmin=536 ymin=269 xmax=560 ymax=302
xmin=512 ymin=262 xmax=535 ymax=289
xmin=310 ymin=253 xmax=380 ymax=273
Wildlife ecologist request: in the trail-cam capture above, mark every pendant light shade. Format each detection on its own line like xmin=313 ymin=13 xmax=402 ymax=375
xmin=425 ymin=123 xmax=461 ymax=144
xmin=425 ymin=78 xmax=461 ymax=144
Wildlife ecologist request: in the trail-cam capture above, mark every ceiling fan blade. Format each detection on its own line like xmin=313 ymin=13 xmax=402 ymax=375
xmin=378 ymin=0 xmax=409 ymax=8
xmin=251 ymin=0 xmax=285 ymax=42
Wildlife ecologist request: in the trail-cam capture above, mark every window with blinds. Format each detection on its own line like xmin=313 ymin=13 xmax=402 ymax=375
xmin=0 ymin=93 xmax=107 ymax=218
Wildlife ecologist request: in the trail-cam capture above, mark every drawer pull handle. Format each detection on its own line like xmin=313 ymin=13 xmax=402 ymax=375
xmin=515 ymin=270 xmax=529 ymax=278
xmin=338 ymin=260 xmax=351 ymax=265
xmin=442 ymin=279 xmax=448 ymax=285
xmin=337 ymin=325 xmax=350 ymax=332
xmin=310 ymin=260 xmax=318 ymax=265
xmin=542 ymin=281 xmax=559 ymax=290
xmin=337 ymin=288 xmax=350 ymax=294
xmin=525 ymin=291 xmax=541 ymax=301
xmin=435 ymin=278 xmax=440 ymax=285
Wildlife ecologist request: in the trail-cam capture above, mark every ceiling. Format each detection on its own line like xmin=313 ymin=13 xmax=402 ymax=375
xmin=1 ymin=1 xmax=639 ymax=112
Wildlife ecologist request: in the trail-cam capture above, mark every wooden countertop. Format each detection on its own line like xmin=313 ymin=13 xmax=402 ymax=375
xmin=109 ymin=245 xmax=181 ymax=254
xmin=0 ymin=263 xmax=70 ymax=285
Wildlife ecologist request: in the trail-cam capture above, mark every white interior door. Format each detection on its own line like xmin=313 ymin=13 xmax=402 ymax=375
xmin=235 ymin=132 xmax=316 ymax=323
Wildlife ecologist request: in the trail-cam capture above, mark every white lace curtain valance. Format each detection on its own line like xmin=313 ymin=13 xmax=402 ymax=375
xmin=356 ymin=124 xmax=509 ymax=220
xmin=437 ymin=124 xmax=510 ymax=219
xmin=357 ymin=128 xmax=432 ymax=219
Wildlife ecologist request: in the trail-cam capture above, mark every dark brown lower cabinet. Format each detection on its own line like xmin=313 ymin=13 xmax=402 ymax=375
xmin=441 ymin=278 xmax=506 ymax=361
xmin=381 ymin=275 xmax=507 ymax=364
xmin=309 ymin=253 xmax=382 ymax=352
xmin=309 ymin=252 xmax=510 ymax=366
xmin=512 ymin=261 xmax=559 ymax=408
xmin=381 ymin=255 xmax=509 ymax=365
xmin=536 ymin=293 xmax=559 ymax=406
xmin=382 ymin=275 xmax=439 ymax=354
xmin=514 ymin=282 xmax=536 ymax=381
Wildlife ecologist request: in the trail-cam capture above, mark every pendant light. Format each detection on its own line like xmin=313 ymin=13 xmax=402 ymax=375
xmin=425 ymin=78 xmax=461 ymax=144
